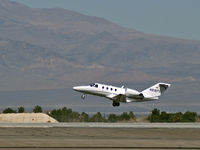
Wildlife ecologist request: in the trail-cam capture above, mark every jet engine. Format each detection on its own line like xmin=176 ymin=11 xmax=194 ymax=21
xmin=125 ymin=88 xmax=140 ymax=97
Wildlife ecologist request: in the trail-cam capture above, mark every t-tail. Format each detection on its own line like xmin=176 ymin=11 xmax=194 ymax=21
xmin=141 ymin=82 xmax=171 ymax=100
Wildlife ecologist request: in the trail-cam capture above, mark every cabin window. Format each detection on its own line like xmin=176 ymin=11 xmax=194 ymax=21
xmin=111 ymin=88 xmax=113 ymax=91
xmin=102 ymin=86 xmax=104 ymax=89
xmin=106 ymin=87 xmax=109 ymax=90
xmin=115 ymin=89 xmax=117 ymax=91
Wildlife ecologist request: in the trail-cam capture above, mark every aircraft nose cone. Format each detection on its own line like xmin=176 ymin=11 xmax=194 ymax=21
xmin=73 ymin=85 xmax=89 ymax=92
xmin=73 ymin=86 xmax=85 ymax=92
xmin=73 ymin=86 xmax=79 ymax=91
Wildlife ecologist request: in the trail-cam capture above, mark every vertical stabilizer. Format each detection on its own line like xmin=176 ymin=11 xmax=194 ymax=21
xmin=141 ymin=82 xmax=171 ymax=99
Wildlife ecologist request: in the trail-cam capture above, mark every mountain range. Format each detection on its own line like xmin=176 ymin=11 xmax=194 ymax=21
xmin=0 ymin=0 xmax=200 ymax=111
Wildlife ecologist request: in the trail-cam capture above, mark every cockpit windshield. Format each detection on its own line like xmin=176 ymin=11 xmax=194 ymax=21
xmin=90 ymin=83 xmax=98 ymax=88
xmin=90 ymin=83 xmax=95 ymax=87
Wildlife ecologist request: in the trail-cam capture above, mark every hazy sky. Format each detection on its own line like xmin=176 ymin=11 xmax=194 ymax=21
xmin=12 ymin=0 xmax=200 ymax=40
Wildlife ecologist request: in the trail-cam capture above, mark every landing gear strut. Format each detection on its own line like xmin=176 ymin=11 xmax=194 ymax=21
xmin=81 ymin=94 xmax=86 ymax=100
xmin=112 ymin=101 xmax=120 ymax=107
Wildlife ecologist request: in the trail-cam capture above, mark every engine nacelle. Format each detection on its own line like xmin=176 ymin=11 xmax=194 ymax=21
xmin=125 ymin=88 xmax=140 ymax=97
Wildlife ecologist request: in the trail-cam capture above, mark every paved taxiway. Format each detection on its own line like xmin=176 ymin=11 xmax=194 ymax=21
xmin=0 ymin=122 xmax=200 ymax=128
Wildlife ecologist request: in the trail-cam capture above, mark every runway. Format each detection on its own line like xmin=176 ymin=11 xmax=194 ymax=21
xmin=54 ymin=122 xmax=200 ymax=128
xmin=0 ymin=126 xmax=199 ymax=150
xmin=0 ymin=122 xmax=200 ymax=128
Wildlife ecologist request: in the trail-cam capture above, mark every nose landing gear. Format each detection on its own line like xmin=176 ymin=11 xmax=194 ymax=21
xmin=112 ymin=101 xmax=120 ymax=107
xmin=81 ymin=94 xmax=86 ymax=100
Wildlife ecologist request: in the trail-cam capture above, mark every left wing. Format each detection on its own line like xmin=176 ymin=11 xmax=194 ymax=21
xmin=106 ymin=94 xmax=126 ymax=102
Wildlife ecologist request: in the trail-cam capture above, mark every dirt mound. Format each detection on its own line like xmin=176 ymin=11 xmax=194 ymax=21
xmin=0 ymin=113 xmax=58 ymax=123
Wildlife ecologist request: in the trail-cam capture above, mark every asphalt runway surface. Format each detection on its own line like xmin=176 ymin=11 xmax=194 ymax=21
xmin=0 ymin=122 xmax=200 ymax=128
xmin=0 ymin=123 xmax=200 ymax=150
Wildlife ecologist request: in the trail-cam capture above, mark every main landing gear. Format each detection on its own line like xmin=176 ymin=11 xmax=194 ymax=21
xmin=81 ymin=94 xmax=86 ymax=100
xmin=112 ymin=101 xmax=120 ymax=107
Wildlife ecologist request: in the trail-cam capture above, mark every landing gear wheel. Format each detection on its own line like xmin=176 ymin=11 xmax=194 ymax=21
xmin=112 ymin=101 xmax=120 ymax=107
xmin=81 ymin=94 xmax=86 ymax=100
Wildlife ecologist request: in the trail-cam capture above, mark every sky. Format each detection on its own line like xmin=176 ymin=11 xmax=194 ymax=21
xmin=11 ymin=0 xmax=200 ymax=41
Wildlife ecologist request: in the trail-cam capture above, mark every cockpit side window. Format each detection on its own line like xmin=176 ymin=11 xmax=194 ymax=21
xmin=95 ymin=84 xmax=98 ymax=88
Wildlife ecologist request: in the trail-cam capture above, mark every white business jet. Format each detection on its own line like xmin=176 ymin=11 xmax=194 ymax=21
xmin=73 ymin=82 xmax=171 ymax=107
